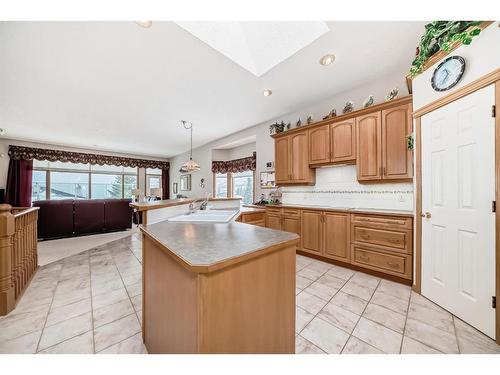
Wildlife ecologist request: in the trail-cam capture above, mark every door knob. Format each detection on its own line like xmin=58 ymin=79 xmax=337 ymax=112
xmin=421 ymin=212 xmax=431 ymax=219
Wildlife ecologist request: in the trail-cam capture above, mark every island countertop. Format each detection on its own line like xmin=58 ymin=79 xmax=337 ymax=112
xmin=130 ymin=197 xmax=241 ymax=211
xmin=140 ymin=220 xmax=299 ymax=273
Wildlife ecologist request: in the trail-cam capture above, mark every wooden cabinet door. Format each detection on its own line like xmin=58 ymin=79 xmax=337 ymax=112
xmin=289 ymin=131 xmax=313 ymax=183
xmin=381 ymin=103 xmax=413 ymax=180
xmin=301 ymin=210 xmax=322 ymax=255
xmin=283 ymin=216 xmax=300 ymax=235
xmin=323 ymin=212 xmax=350 ymax=262
xmin=308 ymin=124 xmax=331 ymax=166
xmin=274 ymin=137 xmax=290 ymax=184
xmin=331 ymin=119 xmax=356 ymax=163
xmin=356 ymin=112 xmax=382 ymax=181
xmin=266 ymin=214 xmax=282 ymax=230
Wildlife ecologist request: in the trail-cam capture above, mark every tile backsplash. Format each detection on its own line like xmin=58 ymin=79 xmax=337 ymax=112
xmin=281 ymin=165 xmax=414 ymax=211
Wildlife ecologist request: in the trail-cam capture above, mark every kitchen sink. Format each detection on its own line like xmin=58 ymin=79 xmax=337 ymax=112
xmin=168 ymin=210 xmax=239 ymax=223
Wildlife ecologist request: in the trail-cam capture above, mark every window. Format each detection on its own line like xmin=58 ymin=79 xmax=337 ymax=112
xmin=232 ymin=171 xmax=254 ymax=205
xmin=31 ymin=160 xmax=138 ymax=201
xmin=146 ymin=168 xmax=162 ymax=196
xmin=214 ymin=173 xmax=228 ymax=198
xmin=213 ymin=170 xmax=254 ymax=204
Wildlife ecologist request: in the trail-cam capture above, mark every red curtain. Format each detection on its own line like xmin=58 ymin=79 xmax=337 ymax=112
xmin=5 ymin=159 xmax=33 ymax=207
xmin=161 ymin=168 xmax=169 ymax=200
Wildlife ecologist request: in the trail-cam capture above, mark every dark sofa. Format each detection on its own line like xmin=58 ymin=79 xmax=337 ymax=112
xmin=33 ymin=199 xmax=133 ymax=240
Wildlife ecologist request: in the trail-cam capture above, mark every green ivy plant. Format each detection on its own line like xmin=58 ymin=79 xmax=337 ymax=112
xmin=410 ymin=21 xmax=483 ymax=77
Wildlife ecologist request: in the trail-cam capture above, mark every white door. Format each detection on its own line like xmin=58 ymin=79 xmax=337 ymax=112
xmin=421 ymin=84 xmax=496 ymax=339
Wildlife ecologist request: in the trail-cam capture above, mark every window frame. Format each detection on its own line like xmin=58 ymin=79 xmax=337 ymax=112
xmin=32 ymin=162 xmax=139 ymax=201
xmin=212 ymin=170 xmax=255 ymax=204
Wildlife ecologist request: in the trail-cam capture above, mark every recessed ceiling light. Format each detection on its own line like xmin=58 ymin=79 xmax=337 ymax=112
xmin=319 ymin=54 xmax=336 ymax=66
xmin=135 ymin=21 xmax=152 ymax=28
xmin=263 ymin=89 xmax=273 ymax=97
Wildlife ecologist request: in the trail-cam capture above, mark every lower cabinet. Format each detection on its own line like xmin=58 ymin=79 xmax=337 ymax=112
xmin=266 ymin=213 xmax=282 ymax=230
xmin=301 ymin=211 xmax=322 ymax=255
xmin=323 ymin=212 xmax=350 ymax=262
xmin=351 ymin=244 xmax=412 ymax=279
xmin=237 ymin=211 xmax=266 ymax=227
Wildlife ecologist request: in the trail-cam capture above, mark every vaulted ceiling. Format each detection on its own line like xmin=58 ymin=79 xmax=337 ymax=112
xmin=0 ymin=21 xmax=425 ymax=158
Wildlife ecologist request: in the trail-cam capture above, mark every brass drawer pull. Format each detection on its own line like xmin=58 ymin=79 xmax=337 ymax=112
xmin=387 ymin=262 xmax=399 ymax=269
xmin=359 ymin=255 xmax=370 ymax=262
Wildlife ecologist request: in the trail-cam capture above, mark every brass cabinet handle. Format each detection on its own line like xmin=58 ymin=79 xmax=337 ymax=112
xmin=359 ymin=255 xmax=370 ymax=262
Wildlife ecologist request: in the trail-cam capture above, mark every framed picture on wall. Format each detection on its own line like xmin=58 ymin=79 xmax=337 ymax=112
xmin=260 ymin=171 xmax=276 ymax=189
xmin=180 ymin=174 xmax=191 ymax=191
xmin=172 ymin=182 xmax=178 ymax=194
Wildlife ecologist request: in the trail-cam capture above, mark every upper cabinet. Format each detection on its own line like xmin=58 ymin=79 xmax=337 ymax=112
xmin=275 ymin=129 xmax=315 ymax=185
xmin=308 ymin=119 xmax=356 ymax=167
xmin=381 ymin=103 xmax=413 ymax=180
xmin=272 ymin=96 xmax=413 ymax=185
xmin=356 ymin=102 xmax=413 ymax=182
xmin=356 ymin=112 xmax=382 ymax=181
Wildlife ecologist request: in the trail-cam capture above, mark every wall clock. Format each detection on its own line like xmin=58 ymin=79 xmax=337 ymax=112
xmin=431 ymin=56 xmax=466 ymax=92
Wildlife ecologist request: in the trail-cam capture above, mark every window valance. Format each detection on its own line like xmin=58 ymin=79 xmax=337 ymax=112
xmin=8 ymin=145 xmax=170 ymax=170
xmin=212 ymin=152 xmax=256 ymax=174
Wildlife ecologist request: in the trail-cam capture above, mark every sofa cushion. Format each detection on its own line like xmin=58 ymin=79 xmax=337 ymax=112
xmin=74 ymin=199 xmax=105 ymax=235
xmin=33 ymin=199 xmax=74 ymax=239
xmin=104 ymin=199 xmax=132 ymax=232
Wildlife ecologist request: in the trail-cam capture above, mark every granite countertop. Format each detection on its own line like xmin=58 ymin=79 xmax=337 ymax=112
xmin=140 ymin=220 xmax=299 ymax=273
xmin=260 ymin=203 xmax=414 ymax=217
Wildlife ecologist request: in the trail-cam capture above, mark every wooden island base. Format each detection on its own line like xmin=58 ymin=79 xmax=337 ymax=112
xmin=142 ymin=233 xmax=296 ymax=354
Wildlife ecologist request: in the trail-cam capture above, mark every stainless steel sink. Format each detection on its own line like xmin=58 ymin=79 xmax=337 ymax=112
xmin=168 ymin=210 xmax=239 ymax=223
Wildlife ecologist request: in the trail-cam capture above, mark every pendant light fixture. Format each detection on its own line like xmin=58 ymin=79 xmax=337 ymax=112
xmin=179 ymin=120 xmax=201 ymax=173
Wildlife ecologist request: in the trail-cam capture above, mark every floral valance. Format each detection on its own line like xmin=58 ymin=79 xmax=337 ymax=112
xmin=212 ymin=152 xmax=256 ymax=174
xmin=8 ymin=145 xmax=170 ymax=170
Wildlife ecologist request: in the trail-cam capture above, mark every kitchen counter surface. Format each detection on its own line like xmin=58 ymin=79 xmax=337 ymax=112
xmin=259 ymin=203 xmax=414 ymax=217
xmin=140 ymin=219 xmax=298 ymax=273
xmin=130 ymin=197 xmax=241 ymax=211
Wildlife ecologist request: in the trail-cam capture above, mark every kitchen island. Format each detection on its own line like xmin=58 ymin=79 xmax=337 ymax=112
xmin=140 ymin=218 xmax=299 ymax=354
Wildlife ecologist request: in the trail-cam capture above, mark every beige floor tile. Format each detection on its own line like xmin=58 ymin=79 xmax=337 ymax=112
xmin=0 ymin=310 xmax=48 ymax=341
xmin=371 ymin=290 xmax=409 ymax=315
xmin=94 ymin=314 xmax=141 ymax=352
xmin=296 ymin=291 xmax=328 ymax=315
xmin=39 ymin=331 xmax=94 ymax=354
xmin=352 ymin=317 xmax=402 ymax=354
xmin=400 ymin=336 xmax=441 ymax=354
xmin=340 ymin=280 xmax=375 ymax=301
xmin=404 ymin=318 xmax=459 ymax=353
xmin=121 ymin=272 xmax=142 ymax=286
xmin=325 ymin=265 xmax=355 ymax=280
xmin=38 ymin=312 xmax=92 ymax=351
xmin=454 ymin=317 xmax=500 ymax=354
xmin=125 ymin=281 xmax=142 ymax=297
xmin=295 ymin=335 xmax=325 ymax=354
xmin=330 ymin=291 xmax=368 ymax=315
xmin=407 ymin=299 xmax=454 ymax=334
xmin=341 ymin=336 xmax=383 ymax=354
xmin=51 ymin=287 xmax=91 ymax=309
xmin=296 ymin=275 xmax=313 ymax=290
xmin=376 ymin=279 xmax=411 ymax=300
xmin=131 ymin=294 xmax=142 ymax=312
xmin=317 ymin=302 xmax=360 ymax=334
xmin=0 ymin=330 xmax=41 ymax=354
xmin=316 ymin=274 xmax=346 ymax=290
xmin=297 ymin=266 xmax=325 ymax=281
xmin=350 ymin=272 xmax=380 ymax=289
xmin=363 ymin=303 xmax=406 ymax=333
xmin=301 ymin=317 xmax=350 ymax=354
xmin=93 ymin=298 xmax=135 ymax=328
xmin=98 ymin=333 xmax=147 ymax=354
xmin=91 ymin=278 xmax=125 ymax=296
xmin=302 ymin=282 xmax=338 ymax=301
xmin=92 ymin=287 xmax=129 ymax=310
xmin=296 ymin=307 xmax=315 ymax=334
xmin=307 ymin=260 xmax=333 ymax=273
xmin=46 ymin=298 xmax=92 ymax=327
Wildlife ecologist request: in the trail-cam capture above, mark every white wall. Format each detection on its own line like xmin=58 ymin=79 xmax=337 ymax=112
xmin=0 ymin=138 xmax=169 ymax=195
xmin=412 ymin=23 xmax=500 ymax=111
xmin=170 ymin=70 xmax=413 ymax=209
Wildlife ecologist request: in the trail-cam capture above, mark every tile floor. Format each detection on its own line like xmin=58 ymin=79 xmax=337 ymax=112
xmin=1 ymin=233 xmax=499 ymax=354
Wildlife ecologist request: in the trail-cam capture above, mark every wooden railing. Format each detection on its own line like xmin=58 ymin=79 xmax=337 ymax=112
xmin=0 ymin=204 xmax=39 ymax=316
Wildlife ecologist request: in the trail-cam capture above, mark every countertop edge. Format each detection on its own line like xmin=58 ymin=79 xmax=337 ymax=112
xmin=139 ymin=223 xmax=299 ymax=274
xmin=251 ymin=204 xmax=414 ymax=218
xmin=130 ymin=197 xmax=241 ymax=211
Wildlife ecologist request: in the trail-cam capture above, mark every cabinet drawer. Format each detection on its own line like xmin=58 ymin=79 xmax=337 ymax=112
xmin=283 ymin=208 xmax=300 ymax=217
xmin=351 ymin=214 xmax=412 ymax=229
xmin=266 ymin=207 xmax=283 ymax=214
xmin=352 ymin=225 xmax=411 ymax=253
xmin=240 ymin=212 xmax=265 ymax=223
xmin=351 ymin=245 xmax=412 ymax=279
xmin=246 ymin=219 xmax=266 ymax=227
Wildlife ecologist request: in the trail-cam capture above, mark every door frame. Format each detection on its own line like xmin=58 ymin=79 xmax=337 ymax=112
xmin=413 ymin=68 xmax=500 ymax=343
